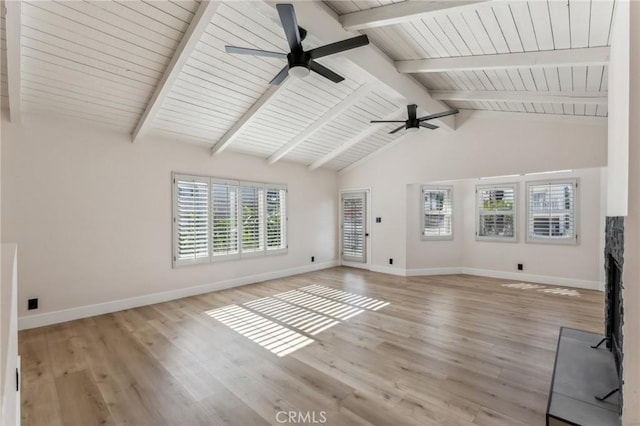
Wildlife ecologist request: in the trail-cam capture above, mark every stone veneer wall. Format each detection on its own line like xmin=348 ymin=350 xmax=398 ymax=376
xmin=604 ymin=216 xmax=624 ymax=413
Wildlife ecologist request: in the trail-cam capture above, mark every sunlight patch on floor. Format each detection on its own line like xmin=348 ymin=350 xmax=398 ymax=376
xmin=205 ymin=285 xmax=389 ymax=357
xmin=502 ymin=282 xmax=581 ymax=297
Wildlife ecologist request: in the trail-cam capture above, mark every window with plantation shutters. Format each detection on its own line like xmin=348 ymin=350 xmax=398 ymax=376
xmin=174 ymin=175 xmax=210 ymax=265
xmin=211 ymin=180 xmax=239 ymax=258
xmin=266 ymin=186 xmax=287 ymax=251
xmin=172 ymin=173 xmax=287 ymax=267
xmin=422 ymin=186 xmax=453 ymax=240
xmin=241 ymin=185 xmax=265 ymax=253
xmin=476 ymin=184 xmax=517 ymax=242
xmin=526 ymin=179 xmax=578 ymax=245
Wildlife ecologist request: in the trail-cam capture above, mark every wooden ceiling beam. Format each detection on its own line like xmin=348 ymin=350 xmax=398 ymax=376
xmin=308 ymin=106 xmax=406 ymax=170
xmin=267 ymin=82 xmax=373 ymax=164
xmin=432 ymin=90 xmax=608 ymax=105
xmin=340 ymin=0 xmax=493 ymax=31
xmin=5 ymin=0 xmax=22 ymax=123
xmin=396 ymin=47 xmax=611 ymax=73
xmin=131 ymin=0 xmax=221 ymax=142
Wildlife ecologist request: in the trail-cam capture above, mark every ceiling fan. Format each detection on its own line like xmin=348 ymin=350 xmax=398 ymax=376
xmin=371 ymin=105 xmax=459 ymax=134
xmin=224 ymin=4 xmax=369 ymax=85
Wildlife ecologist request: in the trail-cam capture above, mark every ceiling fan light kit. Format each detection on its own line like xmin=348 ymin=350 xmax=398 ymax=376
xmin=224 ymin=4 xmax=369 ymax=84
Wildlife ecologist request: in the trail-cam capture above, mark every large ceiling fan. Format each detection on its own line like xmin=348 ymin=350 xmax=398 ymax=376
xmin=224 ymin=4 xmax=369 ymax=85
xmin=372 ymin=105 xmax=459 ymax=134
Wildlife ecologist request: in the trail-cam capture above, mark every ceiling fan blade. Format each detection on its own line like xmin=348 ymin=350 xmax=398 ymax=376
xmin=407 ymin=104 xmax=417 ymax=121
xmin=269 ymin=66 xmax=289 ymax=85
xmin=308 ymin=34 xmax=370 ymax=59
xmin=420 ymin=122 xmax=439 ymax=130
xmin=389 ymin=124 xmax=406 ymax=134
xmin=418 ymin=109 xmax=460 ymax=121
xmin=225 ymin=46 xmax=287 ymax=58
xmin=276 ymin=4 xmax=302 ymax=52
xmin=370 ymin=120 xmax=406 ymax=123
xmin=310 ymin=61 xmax=344 ymax=83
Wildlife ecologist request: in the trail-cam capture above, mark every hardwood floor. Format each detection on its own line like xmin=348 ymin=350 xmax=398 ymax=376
xmin=19 ymin=267 xmax=603 ymax=425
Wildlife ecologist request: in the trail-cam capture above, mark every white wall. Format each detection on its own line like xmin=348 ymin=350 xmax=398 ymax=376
xmin=340 ymin=114 xmax=608 ymax=275
xmin=620 ymin=1 xmax=640 ymax=424
xmin=406 ymin=181 xmax=464 ymax=271
xmin=1 ymin=113 xmax=339 ymax=326
xmin=460 ymin=169 xmax=604 ymax=287
xmin=404 ymin=169 xmax=605 ymax=289
xmin=607 ymin=0 xmax=630 ymax=216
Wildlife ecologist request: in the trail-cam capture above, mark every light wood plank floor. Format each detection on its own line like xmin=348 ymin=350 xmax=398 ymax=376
xmin=19 ymin=267 xmax=603 ymax=425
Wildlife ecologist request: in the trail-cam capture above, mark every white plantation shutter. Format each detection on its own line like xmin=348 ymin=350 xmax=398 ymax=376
xmin=422 ymin=186 xmax=453 ymax=240
xmin=342 ymin=192 xmax=366 ymax=263
xmin=173 ymin=174 xmax=287 ymax=266
xmin=241 ymin=184 xmax=265 ymax=253
xmin=211 ymin=180 xmax=240 ymax=257
xmin=526 ymin=179 xmax=578 ymax=244
xmin=174 ymin=175 xmax=210 ymax=265
xmin=266 ymin=186 xmax=287 ymax=251
xmin=476 ymin=184 xmax=517 ymax=242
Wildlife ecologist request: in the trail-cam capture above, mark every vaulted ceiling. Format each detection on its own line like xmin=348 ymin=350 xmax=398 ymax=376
xmin=0 ymin=0 xmax=613 ymax=171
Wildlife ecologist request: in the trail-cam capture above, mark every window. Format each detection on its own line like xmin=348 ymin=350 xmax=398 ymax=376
xmin=173 ymin=174 xmax=287 ymax=267
xmin=526 ymin=179 xmax=577 ymax=244
xmin=476 ymin=184 xmax=517 ymax=242
xmin=421 ymin=186 xmax=453 ymax=240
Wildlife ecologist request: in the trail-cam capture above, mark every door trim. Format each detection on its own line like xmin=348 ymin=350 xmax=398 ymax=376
xmin=340 ymin=188 xmax=371 ymax=270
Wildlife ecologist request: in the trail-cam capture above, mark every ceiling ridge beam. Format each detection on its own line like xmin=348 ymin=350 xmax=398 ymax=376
xmin=211 ymin=80 xmax=292 ymax=156
xmin=267 ymin=82 xmax=374 ymax=165
xmin=341 ymin=0 xmax=494 ymax=31
xmin=131 ymin=0 xmax=221 ymax=142
xmin=432 ymin=90 xmax=608 ymax=105
xmin=5 ymin=0 xmax=22 ymax=123
xmin=308 ymin=106 xmax=406 ymax=170
xmin=396 ymin=47 xmax=611 ymax=73
xmin=263 ymin=0 xmax=455 ymax=131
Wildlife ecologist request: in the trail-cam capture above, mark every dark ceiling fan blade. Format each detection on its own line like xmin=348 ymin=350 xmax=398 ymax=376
xmin=389 ymin=124 xmax=406 ymax=134
xmin=418 ymin=109 xmax=460 ymax=121
xmin=276 ymin=4 xmax=302 ymax=52
xmin=298 ymin=26 xmax=307 ymax=42
xmin=225 ymin=46 xmax=287 ymax=58
xmin=370 ymin=120 xmax=406 ymax=123
xmin=269 ymin=66 xmax=289 ymax=85
xmin=309 ymin=61 xmax=344 ymax=83
xmin=420 ymin=122 xmax=439 ymax=130
xmin=308 ymin=34 xmax=370 ymax=59
xmin=407 ymin=104 xmax=417 ymax=121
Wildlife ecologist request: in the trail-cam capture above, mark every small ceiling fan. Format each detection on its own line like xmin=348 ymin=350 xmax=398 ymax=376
xmin=224 ymin=3 xmax=369 ymax=85
xmin=371 ymin=105 xmax=459 ymax=134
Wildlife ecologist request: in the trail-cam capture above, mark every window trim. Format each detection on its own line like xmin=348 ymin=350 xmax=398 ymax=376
xmin=475 ymin=183 xmax=518 ymax=243
xmin=421 ymin=185 xmax=454 ymax=241
xmin=172 ymin=173 xmax=288 ymax=268
xmin=525 ymin=178 xmax=579 ymax=246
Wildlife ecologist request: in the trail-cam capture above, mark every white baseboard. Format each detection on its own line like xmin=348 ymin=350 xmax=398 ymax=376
xmin=362 ymin=264 xmax=602 ymax=290
xmin=18 ymin=260 xmax=339 ymax=330
xmin=406 ymin=267 xmax=464 ymax=277
xmin=460 ymin=267 xmax=604 ymax=291
xmin=368 ymin=265 xmax=407 ymax=276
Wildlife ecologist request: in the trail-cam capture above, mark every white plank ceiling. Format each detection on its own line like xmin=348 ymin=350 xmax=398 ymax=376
xmin=327 ymin=0 xmax=613 ymax=118
xmin=0 ymin=0 xmax=612 ymax=171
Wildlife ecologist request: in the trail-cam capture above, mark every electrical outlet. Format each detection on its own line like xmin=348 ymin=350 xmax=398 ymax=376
xmin=517 ymin=263 xmax=524 ymax=271
xmin=389 ymin=258 xmax=393 ymax=265
xmin=376 ymin=217 xmax=382 ymax=223
xmin=311 ymin=256 xmax=315 ymax=263
xmin=28 ymin=298 xmax=38 ymax=310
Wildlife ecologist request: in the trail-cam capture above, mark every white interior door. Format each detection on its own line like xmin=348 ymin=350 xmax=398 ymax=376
xmin=341 ymin=191 xmax=368 ymax=265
